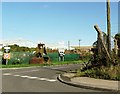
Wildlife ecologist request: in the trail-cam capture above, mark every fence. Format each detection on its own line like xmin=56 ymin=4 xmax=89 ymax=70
xmin=2 ymin=52 xmax=33 ymax=65
xmin=2 ymin=52 xmax=80 ymax=64
xmin=48 ymin=53 xmax=80 ymax=62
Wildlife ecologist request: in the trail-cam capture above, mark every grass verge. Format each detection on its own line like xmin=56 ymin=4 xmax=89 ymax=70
xmin=1 ymin=60 xmax=87 ymax=68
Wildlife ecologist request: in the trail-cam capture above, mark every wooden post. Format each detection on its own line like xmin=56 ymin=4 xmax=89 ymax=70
xmin=107 ymin=0 xmax=111 ymax=54
xmin=97 ymin=30 xmax=102 ymax=56
xmin=103 ymin=32 xmax=107 ymax=47
xmin=94 ymin=25 xmax=112 ymax=63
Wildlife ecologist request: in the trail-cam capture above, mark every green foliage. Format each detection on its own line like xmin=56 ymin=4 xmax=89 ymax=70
xmin=2 ymin=44 xmax=35 ymax=52
xmin=75 ymin=69 xmax=85 ymax=77
xmin=77 ymin=65 xmax=120 ymax=81
xmin=115 ymin=33 xmax=120 ymax=48
xmin=80 ymin=52 xmax=92 ymax=61
xmin=79 ymin=33 xmax=120 ymax=81
xmin=115 ymin=33 xmax=120 ymax=57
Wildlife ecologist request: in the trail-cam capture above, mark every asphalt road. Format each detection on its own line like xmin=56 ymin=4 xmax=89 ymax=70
xmin=2 ymin=64 xmax=101 ymax=92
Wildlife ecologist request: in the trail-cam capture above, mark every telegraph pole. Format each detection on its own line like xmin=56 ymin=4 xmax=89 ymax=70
xmin=79 ymin=39 xmax=81 ymax=49
xmin=68 ymin=41 xmax=70 ymax=50
xmin=107 ymin=0 xmax=111 ymax=54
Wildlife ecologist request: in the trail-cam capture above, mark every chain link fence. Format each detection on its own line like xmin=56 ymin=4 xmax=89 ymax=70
xmin=2 ymin=52 xmax=80 ymax=64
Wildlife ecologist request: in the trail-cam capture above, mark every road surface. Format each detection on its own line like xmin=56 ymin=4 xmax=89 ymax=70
xmin=2 ymin=64 xmax=101 ymax=92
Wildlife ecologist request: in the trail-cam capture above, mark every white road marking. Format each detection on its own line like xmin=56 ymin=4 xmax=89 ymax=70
xmin=3 ymin=73 xmax=57 ymax=82
xmin=19 ymin=75 xmax=57 ymax=82
xmin=37 ymin=78 xmax=57 ymax=82
xmin=48 ymin=79 xmax=57 ymax=82
xmin=20 ymin=76 xmax=30 ymax=78
xmin=14 ymin=75 xmax=20 ymax=77
xmin=27 ymin=76 xmax=38 ymax=79
xmin=38 ymin=78 xmax=47 ymax=80
xmin=3 ymin=73 xmax=12 ymax=75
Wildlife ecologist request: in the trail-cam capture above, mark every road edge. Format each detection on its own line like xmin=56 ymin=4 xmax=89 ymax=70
xmin=57 ymin=74 xmax=119 ymax=92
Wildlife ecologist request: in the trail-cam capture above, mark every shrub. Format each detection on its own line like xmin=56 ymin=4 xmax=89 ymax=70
xmin=77 ymin=65 xmax=120 ymax=81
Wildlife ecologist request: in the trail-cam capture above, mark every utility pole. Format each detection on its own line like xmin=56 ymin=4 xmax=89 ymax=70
xmin=68 ymin=41 xmax=70 ymax=50
xmin=107 ymin=0 xmax=111 ymax=54
xmin=79 ymin=39 xmax=81 ymax=50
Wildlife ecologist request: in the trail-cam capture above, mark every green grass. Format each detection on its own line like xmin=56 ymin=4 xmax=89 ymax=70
xmin=51 ymin=60 xmax=86 ymax=65
xmin=1 ymin=64 xmax=45 ymax=68
xmin=1 ymin=60 xmax=87 ymax=68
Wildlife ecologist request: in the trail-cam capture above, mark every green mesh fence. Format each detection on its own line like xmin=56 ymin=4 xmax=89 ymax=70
xmin=48 ymin=53 xmax=80 ymax=62
xmin=7 ymin=52 xmax=33 ymax=64
xmin=4 ymin=52 xmax=80 ymax=64
xmin=64 ymin=54 xmax=80 ymax=61
xmin=48 ymin=53 xmax=59 ymax=62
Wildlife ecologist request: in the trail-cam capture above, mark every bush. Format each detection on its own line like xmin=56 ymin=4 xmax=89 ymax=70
xmin=77 ymin=65 xmax=120 ymax=81
xmin=29 ymin=57 xmax=44 ymax=64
